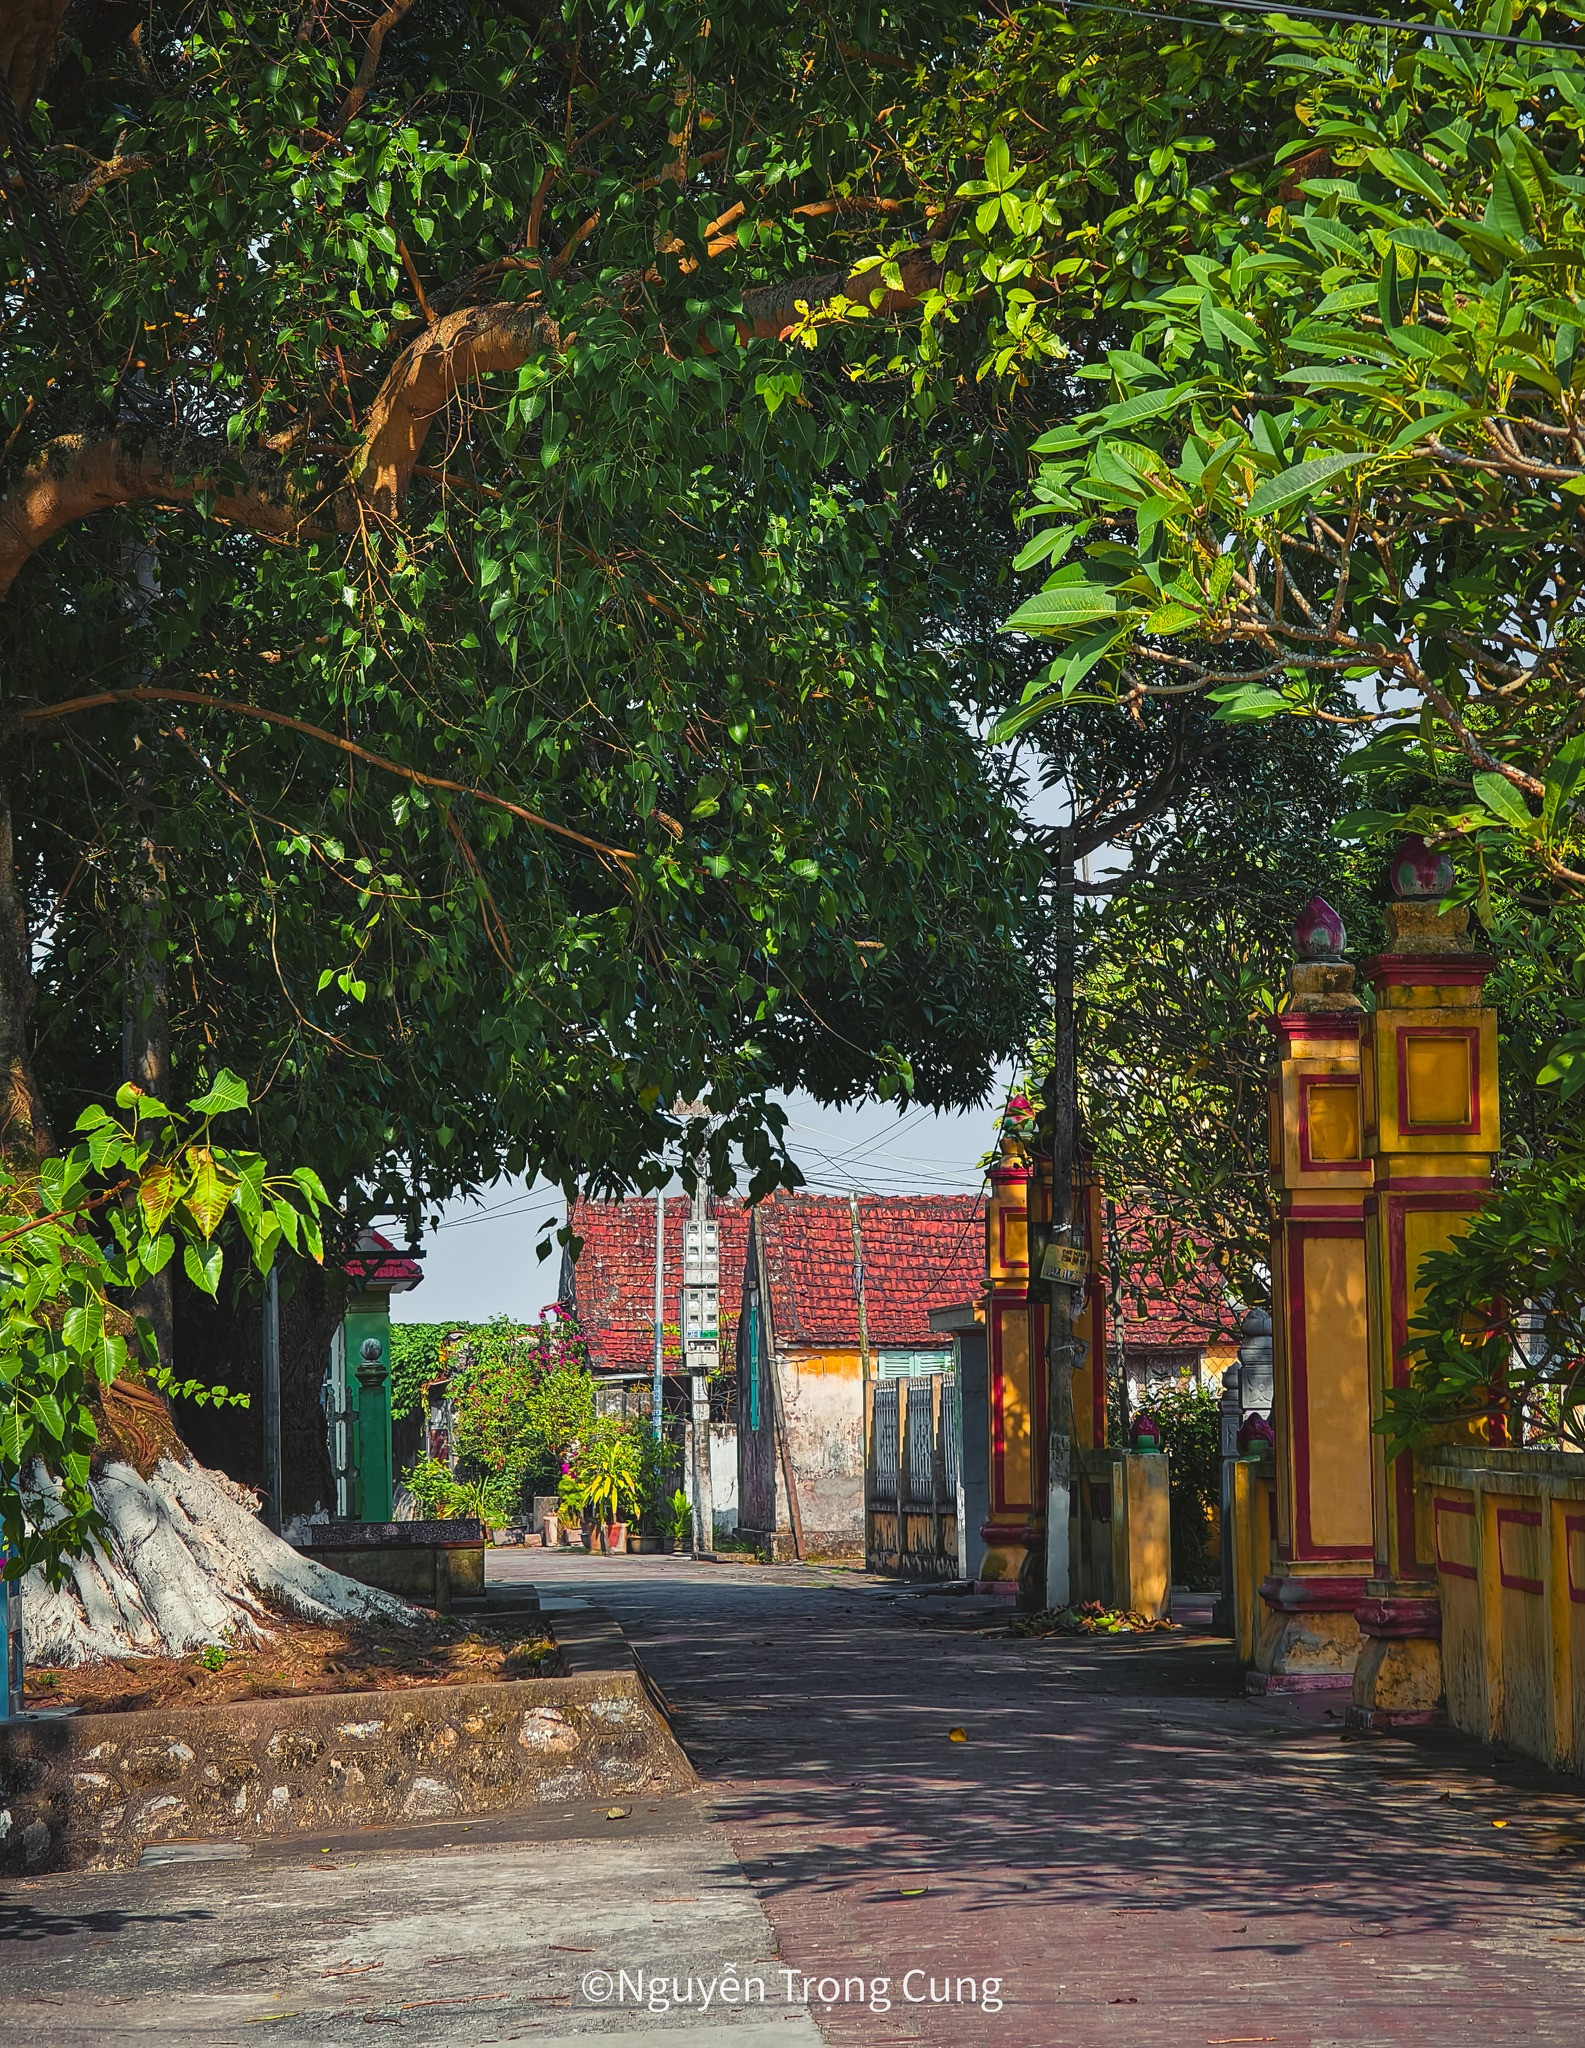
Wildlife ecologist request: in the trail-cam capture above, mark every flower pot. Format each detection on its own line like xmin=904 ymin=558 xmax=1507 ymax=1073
xmin=603 ymin=1522 xmax=628 ymax=1554
xmin=627 ymin=1535 xmax=664 ymax=1554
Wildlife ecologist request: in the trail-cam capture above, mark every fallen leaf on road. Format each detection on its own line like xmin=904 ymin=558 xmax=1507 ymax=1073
xmin=323 ymin=1962 xmax=383 ymax=1978
xmin=900 ymin=1887 xmax=928 ymax=1898
xmin=606 ymin=1807 xmax=630 ymax=1819
xmin=549 ymin=1946 xmax=593 ymax=1953
xmin=1493 ymin=1820 xmax=1508 ymax=1828
xmin=948 ymin=1728 xmax=967 ymax=1742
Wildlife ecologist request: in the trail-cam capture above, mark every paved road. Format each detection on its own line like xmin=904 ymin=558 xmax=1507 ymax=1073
xmin=511 ymin=1549 xmax=1585 ymax=2048
xmin=6 ymin=1549 xmax=1585 ymax=2046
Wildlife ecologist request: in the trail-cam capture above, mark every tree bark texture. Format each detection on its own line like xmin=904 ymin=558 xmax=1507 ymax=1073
xmin=173 ymin=1258 xmax=345 ymax=1519
xmin=125 ymin=722 xmax=175 ymax=1371
xmin=0 ymin=779 xmax=51 ymax=1161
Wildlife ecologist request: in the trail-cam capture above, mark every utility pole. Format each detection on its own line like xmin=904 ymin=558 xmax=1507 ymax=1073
xmin=651 ymin=1190 xmax=666 ymax=1443
xmin=847 ymin=1193 xmax=872 ymax=1382
xmin=682 ymin=1173 xmax=718 ymax=1558
xmin=261 ymin=1265 xmax=282 ymax=1534
xmin=1043 ymin=823 xmax=1080 ymax=1613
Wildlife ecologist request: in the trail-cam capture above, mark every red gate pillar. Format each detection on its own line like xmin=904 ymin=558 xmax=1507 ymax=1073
xmin=977 ymin=1136 xmax=1047 ymax=1601
xmin=1351 ymin=840 xmax=1500 ymax=1726
xmin=1255 ymin=898 xmax=1375 ymax=1689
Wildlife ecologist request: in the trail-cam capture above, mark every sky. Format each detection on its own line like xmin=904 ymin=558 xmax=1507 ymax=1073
xmin=390 ymin=1073 xmax=1013 ymax=1326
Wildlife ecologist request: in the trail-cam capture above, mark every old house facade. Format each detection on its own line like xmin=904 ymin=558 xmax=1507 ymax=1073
xmin=736 ymin=1193 xmax=985 ymax=1558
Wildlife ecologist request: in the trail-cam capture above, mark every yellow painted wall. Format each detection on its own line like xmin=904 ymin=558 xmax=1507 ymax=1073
xmin=1302 ymin=1233 xmax=1372 ymax=1552
xmin=1424 ymin=1445 xmax=1585 ymax=1775
xmin=791 ymin=1348 xmax=863 ymax=1379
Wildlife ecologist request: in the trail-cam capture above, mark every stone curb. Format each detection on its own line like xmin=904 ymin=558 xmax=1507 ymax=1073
xmin=0 ymin=1604 xmax=693 ymax=1874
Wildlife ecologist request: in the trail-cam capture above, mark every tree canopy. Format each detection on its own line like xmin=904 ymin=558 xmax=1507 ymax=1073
xmin=2 ymin=0 xmax=1046 ymax=1233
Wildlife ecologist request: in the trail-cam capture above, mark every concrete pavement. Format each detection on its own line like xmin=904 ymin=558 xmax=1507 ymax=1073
xmin=5 ymin=1549 xmax=1585 ymax=2044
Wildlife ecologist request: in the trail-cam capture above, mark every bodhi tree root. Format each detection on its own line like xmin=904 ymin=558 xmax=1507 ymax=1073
xmin=21 ymin=1455 xmax=418 ymax=1665
xmin=17 ymin=1374 xmax=417 ymax=1667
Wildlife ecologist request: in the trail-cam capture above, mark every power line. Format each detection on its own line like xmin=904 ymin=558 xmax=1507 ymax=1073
xmin=1058 ymin=0 xmax=1584 ymax=53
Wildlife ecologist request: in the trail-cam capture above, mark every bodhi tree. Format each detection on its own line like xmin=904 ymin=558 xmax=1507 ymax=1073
xmin=1 ymin=1073 xmax=422 ymax=1663
xmin=1 ymin=1 xmax=1052 ymax=1550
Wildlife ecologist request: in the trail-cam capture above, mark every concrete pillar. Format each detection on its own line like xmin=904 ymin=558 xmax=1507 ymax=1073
xmin=347 ymin=1307 xmax=393 ymax=1524
xmin=1351 ymin=841 xmax=1500 ymax=1726
xmin=1255 ymin=897 xmax=1376 ymax=1690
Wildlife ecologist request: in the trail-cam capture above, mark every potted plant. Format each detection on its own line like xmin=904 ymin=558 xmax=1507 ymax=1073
xmin=668 ymin=1487 xmax=693 ymax=1552
xmin=561 ymin=1425 xmax=643 ymax=1554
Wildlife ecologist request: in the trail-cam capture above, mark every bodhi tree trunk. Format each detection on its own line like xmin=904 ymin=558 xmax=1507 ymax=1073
xmin=0 ymin=791 xmax=411 ymax=1664
xmin=0 ymin=778 xmax=49 ymax=1163
xmin=20 ymin=1380 xmax=413 ymax=1666
xmin=124 ymin=733 xmax=175 ymax=1374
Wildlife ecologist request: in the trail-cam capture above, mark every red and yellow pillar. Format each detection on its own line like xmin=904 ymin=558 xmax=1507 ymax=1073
xmin=1351 ymin=849 xmax=1499 ymax=1724
xmin=1256 ymin=898 xmax=1376 ymax=1687
xmin=977 ymin=1136 xmax=1047 ymax=1598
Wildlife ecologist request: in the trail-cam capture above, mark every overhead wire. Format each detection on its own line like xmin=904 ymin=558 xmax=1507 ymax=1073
xmin=1055 ymin=0 xmax=1585 ymax=52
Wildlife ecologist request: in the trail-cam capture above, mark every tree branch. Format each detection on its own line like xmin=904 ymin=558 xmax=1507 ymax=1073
xmin=0 ymin=247 xmax=946 ymax=586
xmin=19 ymin=685 xmax=639 ymax=865
xmin=327 ymin=0 xmax=417 ymax=139
xmin=0 ymin=431 xmax=329 ymax=597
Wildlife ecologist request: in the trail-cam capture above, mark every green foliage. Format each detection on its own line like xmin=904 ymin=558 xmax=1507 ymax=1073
xmin=8 ymin=0 xmax=1044 ymax=1239
xmin=444 ymin=1471 xmax=522 ymax=1530
xmin=668 ymin=1487 xmax=694 ymax=1549
xmin=996 ymin=17 xmax=1585 ymax=894
xmin=397 ymin=1454 xmax=517 ymax=1525
xmin=0 ymin=1075 xmax=326 ymax=1580
xmin=1384 ymin=1156 xmax=1585 ymax=1456
xmin=400 ymin=1456 xmax=461 ymax=1517
xmin=198 ymin=1644 xmax=228 ymax=1672
xmin=1140 ymin=1381 xmax=1223 ymax=1592
xmin=446 ymin=1312 xmax=596 ymax=1504
xmin=1020 ymin=706 xmax=1376 ymax=1299
xmin=560 ymin=1419 xmax=645 ymax=1527
xmin=388 ymin=1325 xmax=453 ymax=1423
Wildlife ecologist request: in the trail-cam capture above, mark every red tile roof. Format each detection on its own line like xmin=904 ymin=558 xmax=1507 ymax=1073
xmin=562 ymin=1196 xmax=750 ymax=1374
xmin=564 ymin=1189 xmax=1233 ymax=1368
xmin=343 ymin=1227 xmax=423 ymax=1293
xmin=1107 ymin=1206 xmax=1236 ymax=1348
xmin=751 ymin=1193 xmax=985 ymax=1351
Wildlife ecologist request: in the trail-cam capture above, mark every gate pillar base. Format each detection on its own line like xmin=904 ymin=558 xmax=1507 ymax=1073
xmin=1348 ymin=1586 xmax=1444 ymax=1726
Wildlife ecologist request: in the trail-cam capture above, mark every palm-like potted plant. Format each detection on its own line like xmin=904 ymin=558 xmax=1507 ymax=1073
xmin=562 ymin=1427 xmax=644 ymax=1554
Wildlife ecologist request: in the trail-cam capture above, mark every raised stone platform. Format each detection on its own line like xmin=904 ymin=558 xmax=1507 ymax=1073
xmin=0 ymin=1609 xmax=692 ymax=1874
xmin=292 ymin=1518 xmax=487 ymax=1611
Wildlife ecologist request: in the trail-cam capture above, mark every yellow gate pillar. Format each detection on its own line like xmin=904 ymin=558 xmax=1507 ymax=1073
xmin=1256 ymin=897 xmax=1375 ymax=1689
xmin=977 ymin=1136 xmax=1047 ymax=1600
xmin=1351 ymin=839 xmax=1500 ymax=1726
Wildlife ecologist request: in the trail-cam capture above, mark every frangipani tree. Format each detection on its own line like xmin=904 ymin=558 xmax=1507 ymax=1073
xmin=993 ymin=7 xmax=1585 ymax=1445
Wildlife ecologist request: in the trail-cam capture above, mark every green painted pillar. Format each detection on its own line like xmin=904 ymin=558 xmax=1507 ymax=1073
xmin=346 ymin=1299 xmax=393 ymax=1523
